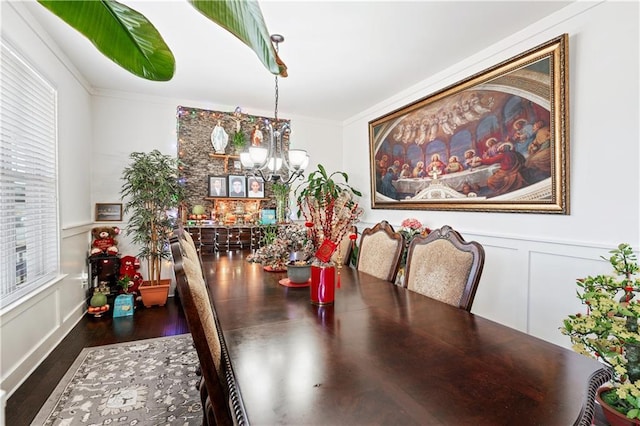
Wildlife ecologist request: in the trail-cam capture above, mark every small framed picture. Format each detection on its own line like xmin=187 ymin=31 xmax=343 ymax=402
xmin=247 ymin=177 xmax=265 ymax=198
xmin=228 ymin=175 xmax=247 ymax=198
xmin=208 ymin=175 xmax=228 ymax=197
xmin=261 ymin=209 xmax=276 ymax=225
xmin=95 ymin=203 xmax=123 ymax=222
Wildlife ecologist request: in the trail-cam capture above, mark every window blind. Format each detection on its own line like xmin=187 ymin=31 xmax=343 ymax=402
xmin=1 ymin=39 xmax=59 ymax=308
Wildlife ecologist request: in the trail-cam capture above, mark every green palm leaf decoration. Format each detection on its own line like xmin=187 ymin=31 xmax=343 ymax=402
xmin=189 ymin=0 xmax=286 ymax=76
xmin=37 ymin=0 xmax=286 ymax=82
xmin=38 ymin=0 xmax=175 ymax=81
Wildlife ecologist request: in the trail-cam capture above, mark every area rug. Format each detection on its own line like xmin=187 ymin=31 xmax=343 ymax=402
xmin=32 ymin=334 xmax=202 ymax=425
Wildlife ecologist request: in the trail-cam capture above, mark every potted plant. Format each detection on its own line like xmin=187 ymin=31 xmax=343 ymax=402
xmin=121 ymin=150 xmax=185 ymax=307
xmin=294 ymin=164 xmax=362 ymax=254
xmin=272 ymin=182 xmax=290 ymax=224
xmin=294 ymin=164 xmax=362 ymax=304
xmin=231 ymin=130 xmax=246 ymax=155
xmin=395 ymin=218 xmax=431 ymax=285
xmin=247 ymin=223 xmax=313 ymax=273
xmin=561 ymin=243 xmax=640 ymax=424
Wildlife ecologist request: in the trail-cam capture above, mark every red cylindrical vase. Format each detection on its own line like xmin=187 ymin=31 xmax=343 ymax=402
xmin=310 ymin=265 xmax=336 ymax=305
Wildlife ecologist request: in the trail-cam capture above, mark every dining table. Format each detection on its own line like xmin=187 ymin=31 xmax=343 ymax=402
xmin=202 ymin=251 xmax=611 ymax=425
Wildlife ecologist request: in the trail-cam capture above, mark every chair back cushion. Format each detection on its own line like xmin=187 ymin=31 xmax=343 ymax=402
xmin=182 ymin=256 xmax=222 ymax=374
xmin=406 ymin=239 xmax=473 ymax=306
xmin=404 ymin=225 xmax=484 ymax=311
xmin=330 ymin=225 xmax=356 ymax=265
xmin=357 ymin=221 xmax=404 ymax=282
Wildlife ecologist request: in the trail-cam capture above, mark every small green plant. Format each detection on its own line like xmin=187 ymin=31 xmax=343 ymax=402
xmin=561 ymin=243 xmax=640 ymax=419
xmin=261 ymin=225 xmax=278 ymax=246
xmin=117 ymin=276 xmax=131 ymax=293
xmin=231 ymin=131 xmax=246 ymax=153
xmin=272 ymin=182 xmax=290 ymax=198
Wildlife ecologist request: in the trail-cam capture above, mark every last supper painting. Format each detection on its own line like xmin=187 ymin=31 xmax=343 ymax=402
xmin=369 ymin=34 xmax=569 ymax=214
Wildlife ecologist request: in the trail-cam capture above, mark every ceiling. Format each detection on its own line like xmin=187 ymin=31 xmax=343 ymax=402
xmin=19 ymin=1 xmax=573 ymax=122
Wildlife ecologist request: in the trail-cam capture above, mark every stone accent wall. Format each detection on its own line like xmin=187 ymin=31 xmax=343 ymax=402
xmin=177 ymin=105 xmax=291 ymax=219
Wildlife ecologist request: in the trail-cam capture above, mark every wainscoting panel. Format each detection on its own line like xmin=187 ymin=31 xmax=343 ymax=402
xmin=528 ymin=250 xmax=611 ymax=348
xmin=463 ymin=231 xmax=620 ymax=351
xmin=470 ymin=242 xmax=528 ymax=332
xmin=0 ymin=225 xmax=90 ymax=397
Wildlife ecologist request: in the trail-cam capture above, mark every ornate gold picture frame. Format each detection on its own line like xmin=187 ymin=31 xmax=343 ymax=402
xmin=368 ymin=34 xmax=569 ymax=214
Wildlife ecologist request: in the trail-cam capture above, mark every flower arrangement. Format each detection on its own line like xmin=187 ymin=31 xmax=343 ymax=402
xmin=295 ymin=164 xmax=362 ymax=262
xmin=561 ymin=243 xmax=640 ymax=420
xmin=399 ymin=218 xmax=429 ymax=241
xmin=398 ymin=218 xmax=430 ymax=266
xmin=247 ymin=223 xmax=314 ymax=269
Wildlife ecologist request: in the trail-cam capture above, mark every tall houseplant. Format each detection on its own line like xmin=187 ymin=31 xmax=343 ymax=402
xmin=121 ymin=150 xmax=184 ymax=306
xmin=272 ymin=182 xmax=290 ymax=224
xmin=561 ymin=243 xmax=640 ymax=424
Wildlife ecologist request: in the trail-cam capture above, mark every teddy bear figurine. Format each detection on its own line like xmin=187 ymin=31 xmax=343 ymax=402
xmin=118 ymin=255 xmax=143 ymax=298
xmin=90 ymin=226 xmax=120 ymax=256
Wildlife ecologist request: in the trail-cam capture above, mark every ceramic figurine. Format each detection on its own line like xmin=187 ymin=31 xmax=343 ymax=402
xmin=211 ymin=121 xmax=229 ymax=154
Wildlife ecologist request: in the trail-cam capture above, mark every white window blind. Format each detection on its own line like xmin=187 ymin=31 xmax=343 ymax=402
xmin=1 ymin=39 xmax=59 ymax=308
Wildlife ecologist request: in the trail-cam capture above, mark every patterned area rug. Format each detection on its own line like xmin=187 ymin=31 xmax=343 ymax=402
xmin=32 ymin=334 xmax=202 ymax=425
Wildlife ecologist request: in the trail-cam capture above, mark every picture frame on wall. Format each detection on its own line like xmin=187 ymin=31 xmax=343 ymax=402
xmin=247 ymin=176 xmax=265 ymax=198
xmin=368 ymin=34 xmax=569 ymax=214
xmin=95 ymin=203 xmax=123 ymax=222
xmin=228 ymin=175 xmax=247 ymax=198
xmin=208 ymin=175 xmax=228 ymax=197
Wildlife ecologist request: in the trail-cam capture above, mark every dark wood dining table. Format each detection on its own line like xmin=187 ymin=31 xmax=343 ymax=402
xmin=203 ymin=252 xmax=611 ymax=425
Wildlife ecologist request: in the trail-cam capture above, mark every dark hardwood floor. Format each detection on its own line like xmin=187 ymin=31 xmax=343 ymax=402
xmin=5 ymin=297 xmax=189 ymax=426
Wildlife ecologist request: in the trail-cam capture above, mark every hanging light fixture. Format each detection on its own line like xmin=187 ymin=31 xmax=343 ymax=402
xmin=240 ymin=34 xmax=309 ymax=184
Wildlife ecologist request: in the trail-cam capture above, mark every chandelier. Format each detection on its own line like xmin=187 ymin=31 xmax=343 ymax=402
xmin=240 ymin=34 xmax=309 ymax=184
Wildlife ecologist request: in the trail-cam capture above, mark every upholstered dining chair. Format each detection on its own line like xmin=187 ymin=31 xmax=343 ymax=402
xmin=356 ymin=221 xmax=404 ymax=282
xmin=330 ymin=225 xmax=357 ymax=266
xmin=170 ymin=235 xmax=233 ymax=426
xmin=403 ymin=225 xmax=485 ymax=312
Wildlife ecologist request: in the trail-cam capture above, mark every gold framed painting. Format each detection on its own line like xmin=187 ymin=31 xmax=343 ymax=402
xmin=368 ymin=34 xmax=569 ymax=214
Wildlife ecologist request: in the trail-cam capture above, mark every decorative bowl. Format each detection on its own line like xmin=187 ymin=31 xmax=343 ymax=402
xmin=287 ymin=263 xmax=311 ymax=284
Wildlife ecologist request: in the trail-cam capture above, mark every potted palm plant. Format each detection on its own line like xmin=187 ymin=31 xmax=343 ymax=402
xmin=121 ymin=150 xmax=184 ymax=307
xmin=561 ymin=243 xmax=640 ymax=425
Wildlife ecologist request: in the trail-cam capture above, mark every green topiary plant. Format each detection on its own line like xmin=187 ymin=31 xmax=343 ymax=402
xmin=561 ymin=243 xmax=640 ymax=420
xmin=120 ymin=150 xmax=184 ymax=286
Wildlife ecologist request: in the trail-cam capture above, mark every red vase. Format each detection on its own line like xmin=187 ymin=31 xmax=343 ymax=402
xmin=597 ymin=388 xmax=640 ymax=426
xmin=310 ymin=265 xmax=335 ymax=305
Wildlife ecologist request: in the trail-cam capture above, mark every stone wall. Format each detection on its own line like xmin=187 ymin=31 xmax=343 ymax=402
xmin=176 ymin=105 xmax=291 ymax=219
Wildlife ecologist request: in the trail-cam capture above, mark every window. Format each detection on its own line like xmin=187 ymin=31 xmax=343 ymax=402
xmin=1 ymin=39 xmax=59 ymax=308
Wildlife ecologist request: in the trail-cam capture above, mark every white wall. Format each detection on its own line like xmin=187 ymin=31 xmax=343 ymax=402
xmin=1 ymin=3 xmax=94 ymax=397
xmin=90 ymin=91 xmax=344 ymax=265
xmin=343 ymin=1 xmax=640 ymax=348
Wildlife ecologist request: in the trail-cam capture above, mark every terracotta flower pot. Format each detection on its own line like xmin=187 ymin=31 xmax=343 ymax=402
xmin=139 ymin=279 xmax=171 ymax=308
xmin=596 ymin=387 xmax=640 ymax=426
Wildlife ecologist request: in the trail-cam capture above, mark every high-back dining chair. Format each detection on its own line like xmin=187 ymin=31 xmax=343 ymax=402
xmin=356 ymin=221 xmax=404 ymax=282
xmin=330 ymin=225 xmax=357 ymax=266
xmin=403 ymin=225 xmax=485 ymax=312
xmin=170 ymin=235 xmax=233 ymax=426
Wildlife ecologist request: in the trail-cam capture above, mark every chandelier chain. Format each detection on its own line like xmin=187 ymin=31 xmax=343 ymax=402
xmin=273 ymin=40 xmax=280 ymax=122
